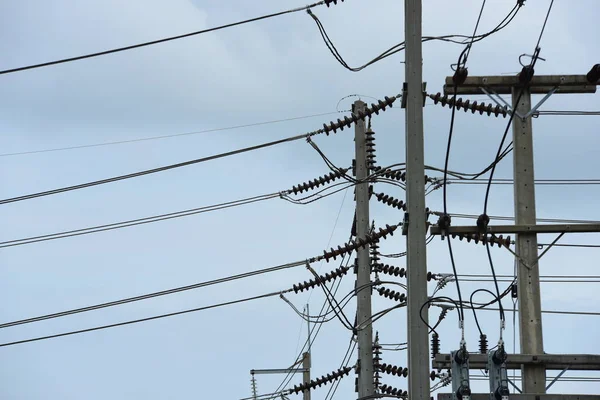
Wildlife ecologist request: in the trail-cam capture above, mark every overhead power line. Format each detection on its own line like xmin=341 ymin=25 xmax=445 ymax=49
xmin=308 ymin=0 xmax=522 ymax=72
xmin=0 ymin=132 xmax=316 ymax=205
xmin=0 ymin=260 xmax=305 ymax=329
xmin=0 ymin=192 xmax=282 ymax=248
xmin=534 ymin=110 xmax=600 ymax=116
xmin=0 ymin=93 xmax=398 ymax=205
xmin=446 ymin=178 xmax=600 ymax=186
xmin=0 ymin=1 xmax=329 ymax=76
xmin=0 ymin=111 xmax=345 ymax=158
xmin=0 ymin=290 xmax=289 ymax=348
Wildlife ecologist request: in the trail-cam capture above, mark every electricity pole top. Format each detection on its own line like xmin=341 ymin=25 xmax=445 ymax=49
xmin=431 ymin=66 xmax=599 ymax=397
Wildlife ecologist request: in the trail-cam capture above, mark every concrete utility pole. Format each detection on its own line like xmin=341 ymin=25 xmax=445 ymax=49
xmin=302 ymin=352 xmax=311 ymax=400
xmin=354 ymin=99 xmax=375 ymax=398
xmin=303 ymin=303 xmax=311 ymax=400
xmin=430 ymin=72 xmax=600 ymax=399
xmin=403 ymin=0 xmax=430 ymax=398
xmin=511 ymin=86 xmax=545 ymax=392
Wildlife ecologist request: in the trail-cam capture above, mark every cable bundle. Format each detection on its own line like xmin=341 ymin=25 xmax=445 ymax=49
xmin=292 ymin=266 xmax=350 ymax=293
xmin=428 ymin=92 xmax=508 ymax=118
xmin=380 ymin=385 xmax=407 ymax=398
xmin=322 ymin=96 xmax=397 ymax=135
xmin=290 ymin=168 xmax=350 ymax=194
xmin=289 ymin=366 xmax=352 ymax=394
xmin=374 ymin=263 xmax=406 ymax=278
xmin=366 ymin=130 xmax=377 ymax=172
xmin=380 ymin=363 xmax=408 ymax=378
xmin=375 ymin=193 xmax=407 ymax=211
xmin=322 ymin=224 xmax=399 ymax=262
xmin=377 ymin=287 xmax=406 ymax=303
xmin=450 ymin=233 xmax=511 ymax=248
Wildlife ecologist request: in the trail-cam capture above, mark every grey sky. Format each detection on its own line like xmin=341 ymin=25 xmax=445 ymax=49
xmin=1 ymin=0 xmax=599 ymax=398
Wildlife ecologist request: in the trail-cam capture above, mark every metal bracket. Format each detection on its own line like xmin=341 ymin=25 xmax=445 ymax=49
xmin=401 ymin=82 xmax=428 ymax=108
xmin=451 ymin=348 xmax=471 ymax=400
xmin=523 ymin=86 xmax=558 ymax=119
xmin=506 ymin=378 xmax=522 ymax=393
xmin=479 ymin=87 xmax=519 ymax=118
xmin=488 ymin=348 xmax=510 ymax=400
xmin=545 ymin=366 xmax=569 ymax=391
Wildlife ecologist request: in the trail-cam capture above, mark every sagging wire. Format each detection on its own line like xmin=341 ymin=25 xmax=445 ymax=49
xmin=307 ymin=1 xmax=523 ymax=72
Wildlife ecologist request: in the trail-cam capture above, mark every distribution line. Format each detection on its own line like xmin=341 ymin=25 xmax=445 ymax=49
xmin=0 ymin=260 xmax=306 ymax=329
xmin=0 ymin=290 xmax=289 ymax=348
xmin=0 ymin=2 xmax=327 ymax=76
xmin=438 ymin=211 xmax=600 ymax=225
xmin=0 ymin=111 xmax=344 ymax=158
xmin=475 ymin=307 xmax=600 ymax=317
xmin=446 ymin=178 xmax=600 ymax=186
xmin=0 ymin=192 xmax=282 ymax=249
xmin=0 ymin=131 xmax=318 ymax=205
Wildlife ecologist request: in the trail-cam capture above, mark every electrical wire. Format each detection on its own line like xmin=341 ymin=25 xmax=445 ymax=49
xmin=308 ymin=187 xmax=348 ymax=303
xmin=0 ymin=131 xmax=319 ymax=205
xmin=462 ymin=0 xmax=487 ymax=64
xmin=324 ymin=336 xmax=356 ymax=400
xmin=0 ymin=260 xmax=306 ymax=329
xmin=0 ymin=290 xmax=288 ymax=348
xmin=446 ymin=178 xmax=600 ymax=185
xmin=535 ymin=110 xmax=600 ymax=116
xmin=535 ymin=0 xmax=555 ymax=50
xmin=479 ymin=0 xmax=556 ymax=328
xmin=469 ymin=288 xmax=501 ymax=337
xmin=268 ymin=245 xmax=353 ymax=399
xmin=0 ymin=111 xmax=345 ymax=158
xmin=0 ymin=2 xmax=326 ymax=76
xmin=440 ymin=47 xmax=470 ymax=326
xmin=308 ymin=1 xmax=522 ymax=72
xmin=436 ymin=211 xmax=600 ymax=225
xmin=0 ymin=192 xmax=281 ymax=249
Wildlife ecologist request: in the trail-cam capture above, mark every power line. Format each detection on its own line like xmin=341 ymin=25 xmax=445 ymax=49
xmin=0 ymin=290 xmax=288 ymax=348
xmin=0 ymin=2 xmax=327 ymax=76
xmin=0 ymin=192 xmax=282 ymax=249
xmin=0 ymin=111 xmax=344 ymax=158
xmin=535 ymin=110 xmax=600 ymax=116
xmin=308 ymin=1 xmax=522 ymax=72
xmin=439 ymin=211 xmax=600 ymax=225
xmin=0 ymin=131 xmax=318 ymax=205
xmin=446 ymin=178 xmax=600 ymax=186
xmin=535 ymin=0 xmax=555 ymax=50
xmin=476 ymin=306 xmax=600 ymax=317
xmin=0 ymin=260 xmax=305 ymax=329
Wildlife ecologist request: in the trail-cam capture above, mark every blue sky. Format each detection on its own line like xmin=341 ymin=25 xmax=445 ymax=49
xmin=1 ymin=0 xmax=599 ymax=398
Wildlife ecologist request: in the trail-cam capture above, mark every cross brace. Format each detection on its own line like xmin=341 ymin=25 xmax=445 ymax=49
xmin=433 ymin=354 xmax=600 ymax=371
xmin=442 ymin=74 xmax=597 ymax=95
xmin=429 ymin=223 xmax=600 ymax=235
xmin=250 ymin=368 xmax=309 ymax=375
xmin=438 ymin=395 xmax=600 ymax=400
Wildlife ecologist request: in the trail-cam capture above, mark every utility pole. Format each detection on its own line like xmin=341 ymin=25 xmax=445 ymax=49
xmin=302 ymin=352 xmax=311 ymax=400
xmin=511 ymin=86 xmax=545 ymax=392
xmin=430 ymin=70 xmax=600 ymax=399
xmin=303 ymin=304 xmax=311 ymax=400
xmin=354 ymin=99 xmax=374 ymax=398
xmin=403 ymin=0 xmax=430 ymax=399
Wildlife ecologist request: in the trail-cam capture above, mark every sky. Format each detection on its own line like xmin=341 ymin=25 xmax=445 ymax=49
xmin=0 ymin=0 xmax=599 ymax=399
